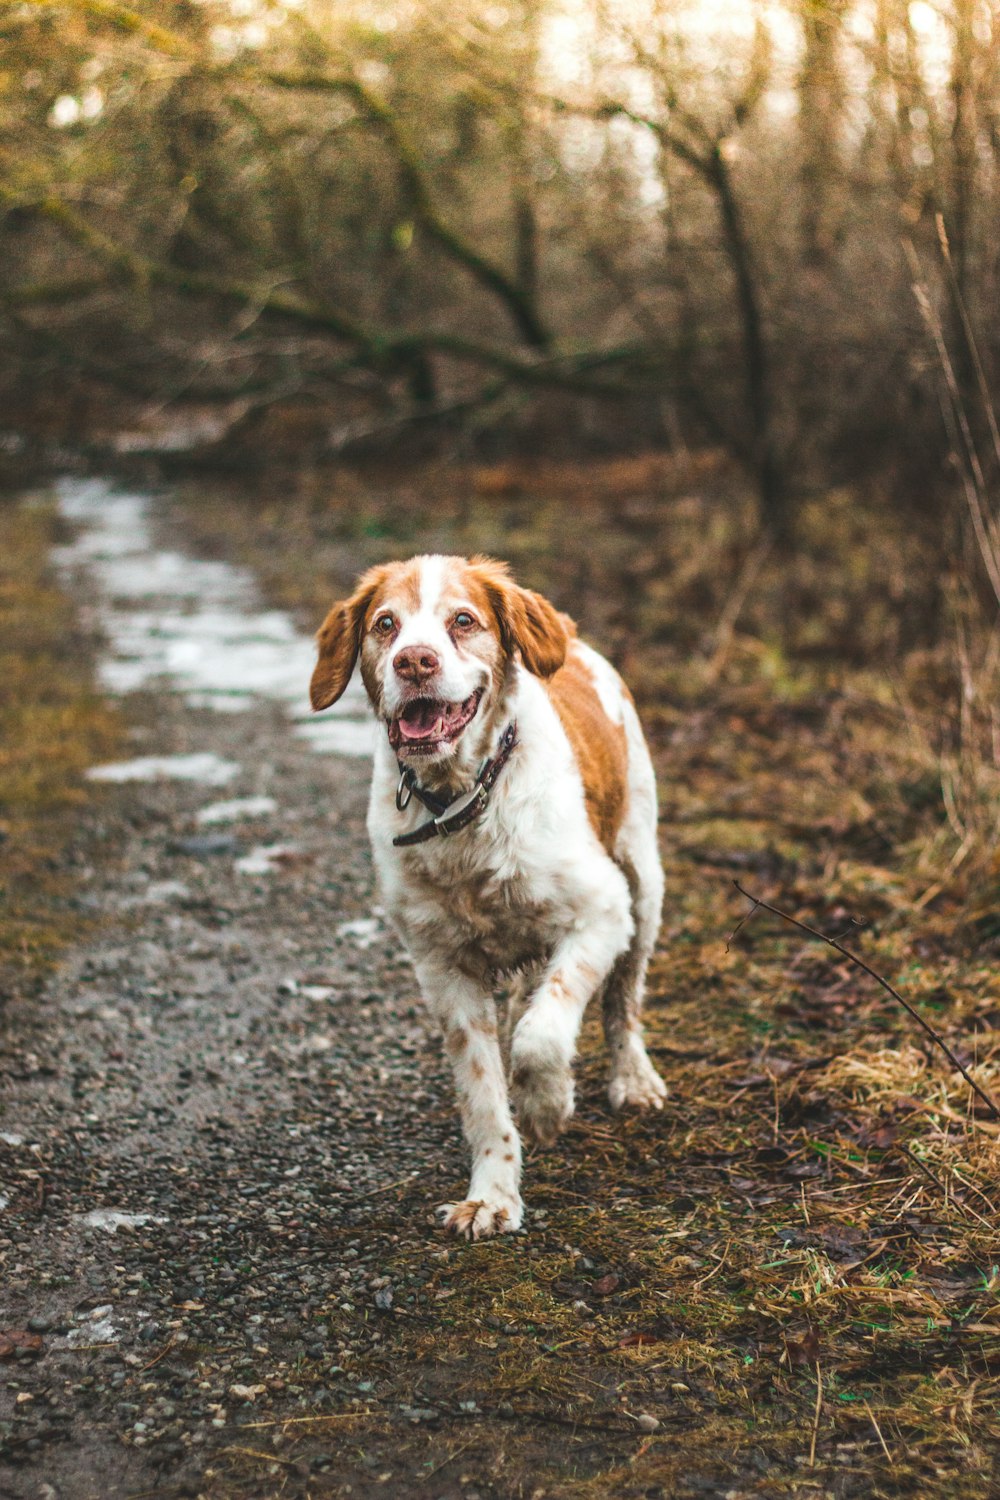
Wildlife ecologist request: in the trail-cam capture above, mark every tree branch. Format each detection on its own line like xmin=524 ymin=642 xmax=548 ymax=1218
xmin=261 ymin=69 xmax=551 ymax=350
xmin=3 ymin=191 xmax=647 ymax=398
xmin=17 ymin=0 xmax=193 ymax=56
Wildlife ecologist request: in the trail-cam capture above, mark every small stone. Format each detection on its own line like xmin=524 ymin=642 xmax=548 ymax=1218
xmin=229 ymin=1383 xmax=265 ymax=1401
xmin=635 ymin=1413 xmax=660 ymax=1433
xmin=171 ymin=834 xmax=238 ymax=857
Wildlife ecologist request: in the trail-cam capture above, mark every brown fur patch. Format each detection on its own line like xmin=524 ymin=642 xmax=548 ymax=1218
xmin=445 ymin=1028 xmax=468 ymax=1056
xmin=470 ymin=1058 xmax=485 ymax=1080
xmin=549 ymin=972 xmax=577 ymax=1002
xmin=365 ymin=558 xmax=423 ymax=620
xmin=545 ymin=647 xmax=628 ymax=853
xmin=312 ymin=559 xmax=425 ymax=712
xmin=465 ymin=556 xmax=570 ymax=679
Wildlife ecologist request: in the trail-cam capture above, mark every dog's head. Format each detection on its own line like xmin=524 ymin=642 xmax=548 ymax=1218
xmin=310 ymin=555 xmax=569 ymax=766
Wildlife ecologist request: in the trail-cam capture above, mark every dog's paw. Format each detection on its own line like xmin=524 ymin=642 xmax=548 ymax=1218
xmin=437 ymin=1196 xmax=523 ymax=1240
xmin=511 ymin=1064 xmax=575 ymax=1146
xmin=608 ymin=1041 xmax=668 ymax=1112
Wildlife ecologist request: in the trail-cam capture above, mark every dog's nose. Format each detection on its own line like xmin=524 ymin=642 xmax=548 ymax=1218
xmin=393 ymin=644 xmax=440 ymax=684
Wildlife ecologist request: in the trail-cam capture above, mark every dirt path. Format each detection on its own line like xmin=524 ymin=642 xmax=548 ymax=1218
xmin=4 ymin=473 xmax=999 ymax=1500
xmin=1 ymin=480 xmax=468 ymax=1498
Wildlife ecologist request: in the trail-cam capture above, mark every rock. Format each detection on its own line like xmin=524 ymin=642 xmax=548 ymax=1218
xmin=228 ymin=1383 xmax=266 ymax=1401
xmin=170 ymin=835 xmax=239 ymax=857
xmin=0 ymin=1329 xmax=44 ymax=1360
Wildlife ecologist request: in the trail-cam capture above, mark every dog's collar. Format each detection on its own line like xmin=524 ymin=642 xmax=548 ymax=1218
xmin=392 ymin=722 xmax=517 ymax=848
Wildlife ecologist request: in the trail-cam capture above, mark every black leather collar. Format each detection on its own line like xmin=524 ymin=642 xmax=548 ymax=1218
xmin=392 ymin=722 xmax=517 ymax=847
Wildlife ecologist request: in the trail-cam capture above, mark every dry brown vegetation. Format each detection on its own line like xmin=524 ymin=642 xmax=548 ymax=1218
xmin=0 ymin=500 xmax=120 ymax=975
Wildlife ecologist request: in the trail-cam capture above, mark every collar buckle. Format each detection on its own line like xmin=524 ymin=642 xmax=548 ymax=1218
xmin=434 ymin=782 xmax=489 ymax=836
xmin=392 ymin=722 xmax=517 ymax=848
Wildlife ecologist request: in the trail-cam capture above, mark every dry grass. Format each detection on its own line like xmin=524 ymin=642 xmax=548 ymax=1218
xmin=158 ymin=459 xmax=1000 ymax=1492
xmin=0 ymin=497 xmax=120 ymax=976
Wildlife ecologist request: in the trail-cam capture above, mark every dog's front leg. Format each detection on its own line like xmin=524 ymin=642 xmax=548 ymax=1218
xmin=511 ymin=876 xmax=633 ymax=1145
xmin=414 ymin=958 xmax=524 ymax=1240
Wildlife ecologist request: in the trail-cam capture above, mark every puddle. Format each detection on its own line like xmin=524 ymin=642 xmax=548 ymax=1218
xmin=336 ymin=917 xmax=383 ymax=950
xmin=294 ymin=716 xmax=377 ymax=755
xmin=235 ymin=842 xmax=300 ymax=875
xmin=54 ymin=477 xmax=373 ymax=755
xmin=77 ymin=1209 xmax=168 ymax=1233
xmin=87 ymin=752 xmax=240 ymax=785
xmin=301 ymin=984 xmax=336 ymax=1002
xmin=64 ymin=1304 xmax=121 ymax=1346
xmin=118 ymin=880 xmax=191 ymax=909
xmin=196 ymin=795 xmax=278 ymax=825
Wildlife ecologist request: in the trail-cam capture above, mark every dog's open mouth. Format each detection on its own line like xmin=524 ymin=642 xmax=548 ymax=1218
xmin=387 ymin=689 xmax=483 ymax=754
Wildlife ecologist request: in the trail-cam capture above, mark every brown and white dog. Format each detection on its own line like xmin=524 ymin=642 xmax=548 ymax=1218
xmin=310 ymin=555 xmax=666 ymax=1239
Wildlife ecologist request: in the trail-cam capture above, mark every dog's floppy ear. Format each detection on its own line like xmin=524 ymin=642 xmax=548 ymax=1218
xmin=310 ymin=567 xmax=389 ymax=710
xmin=471 ymin=556 xmax=571 ymax=679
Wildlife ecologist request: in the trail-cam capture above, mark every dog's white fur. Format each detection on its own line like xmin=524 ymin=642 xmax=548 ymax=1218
xmin=311 ymin=555 xmax=665 ymax=1239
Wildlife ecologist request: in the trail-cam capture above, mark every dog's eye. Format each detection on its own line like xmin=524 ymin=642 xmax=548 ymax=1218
xmin=453 ymin=611 xmax=475 ymax=629
xmin=373 ymin=613 xmax=396 ymax=636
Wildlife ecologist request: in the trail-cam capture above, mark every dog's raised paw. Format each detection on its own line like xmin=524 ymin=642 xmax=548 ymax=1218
xmin=436 ymin=1197 xmax=523 ymax=1240
xmin=510 ymin=1062 xmax=575 ymax=1146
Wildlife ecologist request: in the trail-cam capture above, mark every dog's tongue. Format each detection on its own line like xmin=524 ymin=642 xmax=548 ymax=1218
xmin=398 ymin=699 xmax=445 ymax=741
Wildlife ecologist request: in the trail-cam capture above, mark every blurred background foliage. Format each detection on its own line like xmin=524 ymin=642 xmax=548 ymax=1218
xmin=2 ymin=0 xmax=999 ymax=543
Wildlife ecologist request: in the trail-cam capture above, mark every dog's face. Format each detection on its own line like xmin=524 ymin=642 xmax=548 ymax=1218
xmin=310 ymin=555 xmax=569 ymax=766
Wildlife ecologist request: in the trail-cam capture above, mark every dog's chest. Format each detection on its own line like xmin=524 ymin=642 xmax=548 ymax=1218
xmin=403 ymin=843 xmax=563 ymax=979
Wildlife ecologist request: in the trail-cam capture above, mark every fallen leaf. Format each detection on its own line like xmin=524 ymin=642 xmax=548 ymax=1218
xmin=619 ymin=1331 xmax=659 ymax=1347
xmin=0 ymin=1330 xmax=44 ymax=1360
xmin=783 ymin=1327 xmax=821 ymax=1367
xmin=590 ymin=1273 xmax=620 ymax=1297
xmin=858 ymin=1122 xmax=899 ymax=1149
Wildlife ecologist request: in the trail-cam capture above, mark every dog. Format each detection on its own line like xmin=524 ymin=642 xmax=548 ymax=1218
xmin=310 ymin=555 xmax=666 ymax=1238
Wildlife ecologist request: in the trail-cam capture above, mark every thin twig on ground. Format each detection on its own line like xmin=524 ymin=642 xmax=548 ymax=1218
xmin=864 ymin=1399 xmax=893 ymax=1464
xmin=808 ymin=1360 xmax=822 ymax=1467
xmin=728 ymin=882 xmax=1000 ymax=1123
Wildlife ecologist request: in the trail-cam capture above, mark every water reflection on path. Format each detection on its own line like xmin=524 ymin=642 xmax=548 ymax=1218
xmin=54 ymin=477 xmax=373 ymax=763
